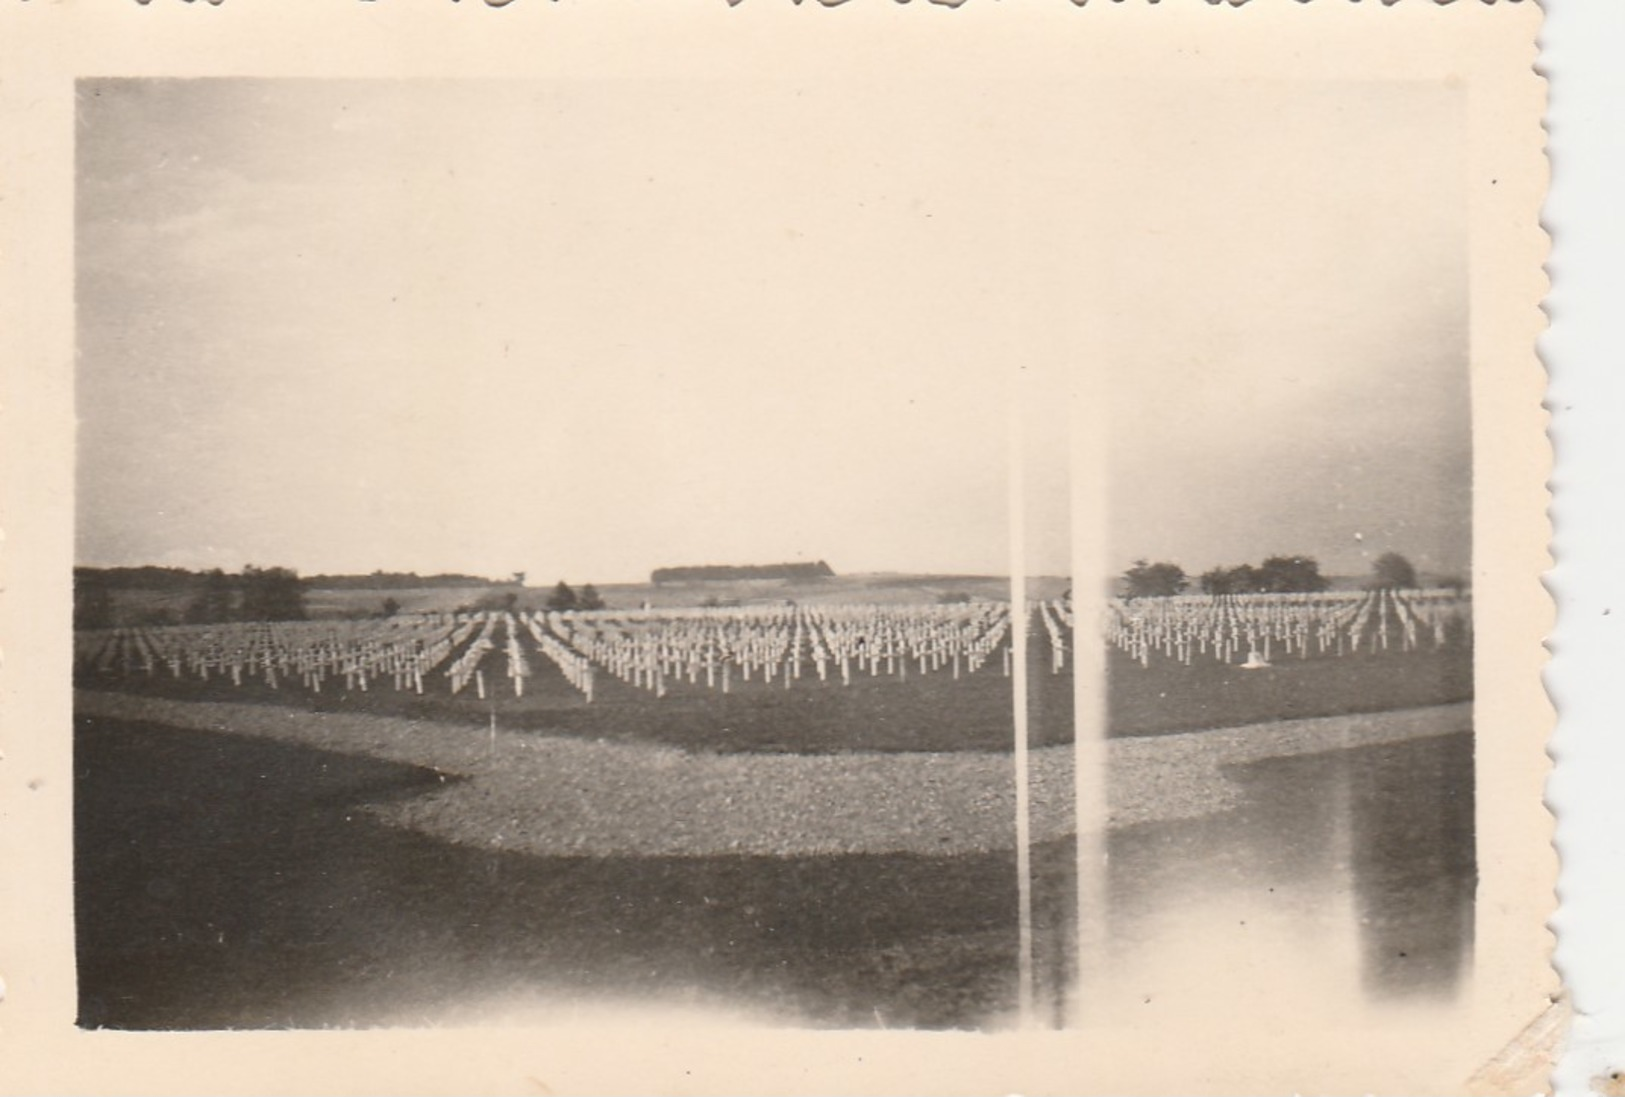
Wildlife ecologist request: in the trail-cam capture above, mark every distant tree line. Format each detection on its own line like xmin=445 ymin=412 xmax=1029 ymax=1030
xmin=74 ymin=564 xmax=605 ymax=627
xmin=189 ymin=566 xmax=308 ymax=623
xmin=76 ymin=565 xmax=510 ymax=593
xmin=1120 ymin=555 xmax=1333 ymax=598
xmin=305 ymin=570 xmax=506 ymax=590
xmin=545 ymin=581 xmax=606 ymax=612
xmin=73 ymin=565 xmax=209 ymax=591
xmin=651 ymin=561 xmax=836 ymax=584
xmin=1120 ymin=551 xmax=1435 ymax=599
xmin=74 ymin=564 xmax=310 ymax=628
xmin=1199 ymin=555 xmax=1331 ymax=596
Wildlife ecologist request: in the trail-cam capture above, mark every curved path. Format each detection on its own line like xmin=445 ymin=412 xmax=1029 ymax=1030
xmin=76 ymin=690 xmax=1470 ymax=858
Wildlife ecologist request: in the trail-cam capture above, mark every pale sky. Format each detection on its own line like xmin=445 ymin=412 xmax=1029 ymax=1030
xmin=1095 ymin=82 xmax=1470 ymax=580
xmin=77 ymin=79 xmax=1468 ymax=584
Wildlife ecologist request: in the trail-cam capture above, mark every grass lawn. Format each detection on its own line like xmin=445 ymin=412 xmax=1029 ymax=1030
xmin=75 ymin=715 xmax=1078 ymax=1030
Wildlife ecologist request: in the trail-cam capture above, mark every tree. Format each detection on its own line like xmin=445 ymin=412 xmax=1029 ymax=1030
xmin=1122 ymin=559 xmax=1188 ymax=598
xmin=185 ymin=568 xmax=237 ymax=623
xmin=1370 ymin=552 xmax=1418 ymax=590
xmin=511 ymin=571 xmax=527 ymax=586
xmin=1199 ymin=564 xmax=1262 ymax=596
xmin=1256 ymin=555 xmax=1330 ymax=594
xmin=74 ymin=581 xmax=115 ymax=630
xmin=546 ymin=580 xmax=579 ymax=612
xmin=381 ymin=596 xmax=402 ymax=618
xmin=239 ymin=565 xmax=308 ymax=621
xmin=577 ymin=583 xmax=606 ymax=611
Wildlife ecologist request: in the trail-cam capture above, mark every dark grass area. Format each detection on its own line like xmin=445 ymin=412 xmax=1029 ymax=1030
xmin=74 ymin=717 xmax=1471 ymax=1029
xmin=75 ymin=715 xmax=1078 ymax=1030
xmin=1106 ymin=731 xmax=1475 ymax=999
xmin=76 ymin=622 xmax=1472 ymax=754
xmin=1105 ymin=644 xmax=1474 ymax=739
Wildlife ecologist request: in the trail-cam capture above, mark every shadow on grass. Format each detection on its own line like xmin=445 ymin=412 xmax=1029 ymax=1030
xmin=75 ymin=715 xmax=1078 ymax=1030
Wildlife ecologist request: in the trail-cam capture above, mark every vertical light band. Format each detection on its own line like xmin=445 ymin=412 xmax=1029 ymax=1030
xmin=1009 ymin=385 xmax=1034 ymax=1027
xmin=1070 ymin=358 xmax=1108 ymax=1027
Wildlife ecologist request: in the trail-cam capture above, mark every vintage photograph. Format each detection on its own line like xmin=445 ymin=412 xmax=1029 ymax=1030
xmin=0 ymin=3 xmax=1553 ymax=1091
xmin=70 ymin=74 xmax=1473 ymax=1033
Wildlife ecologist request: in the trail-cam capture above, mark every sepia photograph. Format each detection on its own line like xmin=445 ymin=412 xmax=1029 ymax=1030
xmin=70 ymin=73 xmax=1474 ymax=1032
xmin=0 ymin=3 xmax=1555 ymax=1093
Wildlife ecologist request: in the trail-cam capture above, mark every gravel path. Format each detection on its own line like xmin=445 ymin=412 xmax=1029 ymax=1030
xmin=76 ymin=691 xmax=1470 ymax=857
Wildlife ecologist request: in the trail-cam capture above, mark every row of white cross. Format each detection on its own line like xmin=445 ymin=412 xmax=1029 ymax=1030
xmin=542 ymin=602 xmax=1026 ymax=696
xmin=79 ymin=590 xmax=1470 ymax=696
xmin=1105 ymin=589 xmax=1473 ymax=667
